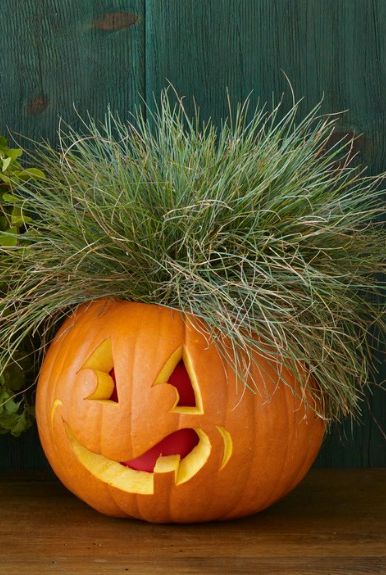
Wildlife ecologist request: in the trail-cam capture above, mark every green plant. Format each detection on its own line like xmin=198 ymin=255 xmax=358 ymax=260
xmin=0 ymin=93 xmax=385 ymax=433
xmin=0 ymin=136 xmax=44 ymax=244
xmin=0 ymin=136 xmax=45 ymax=435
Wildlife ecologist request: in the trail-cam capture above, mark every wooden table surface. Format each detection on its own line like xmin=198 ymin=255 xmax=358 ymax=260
xmin=0 ymin=469 xmax=385 ymax=575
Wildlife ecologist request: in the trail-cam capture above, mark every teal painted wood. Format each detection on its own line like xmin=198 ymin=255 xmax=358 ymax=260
xmin=146 ymin=0 xmax=386 ymax=168
xmin=145 ymin=0 xmax=386 ymax=467
xmin=0 ymin=0 xmax=385 ymax=470
xmin=0 ymin=0 xmax=145 ymax=471
xmin=0 ymin=0 xmax=144 ymax=143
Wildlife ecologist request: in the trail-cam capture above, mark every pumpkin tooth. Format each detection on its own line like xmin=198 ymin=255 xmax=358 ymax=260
xmin=154 ymin=455 xmax=180 ymax=474
xmin=123 ymin=428 xmax=200 ymax=472
xmin=176 ymin=429 xmax=211 ymax=485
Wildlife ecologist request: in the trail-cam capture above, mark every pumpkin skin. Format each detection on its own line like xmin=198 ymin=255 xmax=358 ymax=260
xmin=36 ymin=299 xmax=325 ymax=523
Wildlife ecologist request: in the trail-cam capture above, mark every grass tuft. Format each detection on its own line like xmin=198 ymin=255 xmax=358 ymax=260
xmin=1 ymin=91 xmax=385 ymax=422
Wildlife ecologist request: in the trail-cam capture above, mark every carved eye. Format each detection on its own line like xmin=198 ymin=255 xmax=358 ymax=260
xmin=154 ymin=346 xmax=203 ymax=414
xmin=81 ymin=339 xmax=118 ymax=402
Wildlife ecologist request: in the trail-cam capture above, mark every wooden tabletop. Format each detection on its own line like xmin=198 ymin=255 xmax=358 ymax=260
xmin=0 ymin=469 xmax=385 ymax=575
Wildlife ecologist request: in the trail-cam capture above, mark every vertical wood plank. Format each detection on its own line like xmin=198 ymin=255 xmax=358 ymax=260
xmin=0 ymin=0 xmax=144 ymax=143
xmin=146 ymin=0 xmax=386 ymax=467
xmin=0 ymin=0 xmax=145 ymax=471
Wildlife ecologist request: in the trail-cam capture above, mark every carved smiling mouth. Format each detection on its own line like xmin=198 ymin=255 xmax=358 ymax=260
xmin=122 ymin=428 xmax=200 ymax=472
xmin=65 ymin=423 xmax=232 ymax=495
xmin=65 ymin=423 xmax=212 ymax=494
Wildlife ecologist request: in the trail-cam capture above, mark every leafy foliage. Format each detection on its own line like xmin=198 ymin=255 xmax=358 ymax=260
xmin=0 ymin=136 xmax=44 ymax=435
xmin=0 ymin=93 xmax=385 ymax=429
xmin=0 ymin=136 xmax=44 ymax=245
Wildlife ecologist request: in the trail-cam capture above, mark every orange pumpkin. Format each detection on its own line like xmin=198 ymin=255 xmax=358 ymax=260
xmin=36 ymin=299 xmax=325 ymax=523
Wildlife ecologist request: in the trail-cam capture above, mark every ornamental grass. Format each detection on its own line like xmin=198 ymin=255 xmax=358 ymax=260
xmin=0 ymin=91 xmax=385 ymax=432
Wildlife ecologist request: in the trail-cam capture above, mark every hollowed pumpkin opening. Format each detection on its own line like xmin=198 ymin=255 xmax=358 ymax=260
xmin=154 ymin=347 xmax=204 ymax=414
xmin=168 ymin=361 xmax=196 ymax=407
xmin=65 ymin=423 xmax=211 ymax=494
xmin=121 ymin=428 xmax=199 ymax=472
xmin=109 ymin=368 xmax=119 ymax=402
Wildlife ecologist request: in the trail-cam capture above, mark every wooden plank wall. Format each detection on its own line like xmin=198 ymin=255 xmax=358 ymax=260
xmin=0 ymin=0 xmax=385 ymax=469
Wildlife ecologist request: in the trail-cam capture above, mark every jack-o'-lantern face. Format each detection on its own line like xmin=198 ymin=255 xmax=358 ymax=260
xmin=36 ymin=299 xmax=325 ymax=523
xmin=54 ymin=337 xmax=232 ymax=495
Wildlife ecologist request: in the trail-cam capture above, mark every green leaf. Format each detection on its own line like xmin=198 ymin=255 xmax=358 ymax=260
xmin=0 ymin=172 xmax=11 ymax=184
xmin=18 ymin=168 xmax=46 ymax=180
xmin=2 ymin=364 xmax=26 ymax=392
xmin=10 ymin=205 xmax=23 ymax=225
xmin=1 ymin=192 xmax=17 ymax=203
xmin=0 ymin=229 xmax=18 ymax=246
xmin=0 ymin=215 xmax=9 ymax=231
xmin=0 ymin=396 xmax=33 ymax=436
xmin=2 ymin=157 xmax=12 ymax=172
xmin=11 ymin=216 xmax=25 ymax=227
xmin=4 ymin=396 xmax=20 ymax=415
xmin=6 ymin=148 xmax=23 ymax=162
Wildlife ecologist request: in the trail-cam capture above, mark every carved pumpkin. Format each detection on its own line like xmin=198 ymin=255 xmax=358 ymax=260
xmin=36 ymin=299 xmax=325 ymax=523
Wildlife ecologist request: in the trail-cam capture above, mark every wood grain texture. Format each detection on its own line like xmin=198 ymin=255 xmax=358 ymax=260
xmin=0 ymin=0 xmax=144 ymax=143
xmin=146 ymin=0 xmax=386 ymax=467
xmin=0 ymin=0 xmax=385 ymax=469
xmin=0 ymin=0 xmax=144 ymax=471
xmin=146 ymin=0 xmax=386 ymax=159
xmin=0 ymin=470 xmax=385 ymax=574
